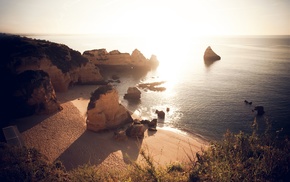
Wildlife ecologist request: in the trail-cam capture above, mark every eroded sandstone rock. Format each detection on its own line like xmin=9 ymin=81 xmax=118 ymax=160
xmin=203 ymin=46 xmax=221 ymax=62
xmin=12 ymin=70 xmax=62 ymax=117
xmin=86 ymin=85 xmax=133 ymax=132
xmin=124 ymin=87 xmax=141 ymax=100
xmin=0 ymin=34 xmax=104 ymax=92
xmin=83 ymin=48 xmax=159 ymax=70
xmin=126 ymin=123 xmax=145 ymax=139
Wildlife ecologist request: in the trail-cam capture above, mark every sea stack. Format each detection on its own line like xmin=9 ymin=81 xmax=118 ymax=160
xmin=203 ymin=46 xmax=221 ymax=62
xmin=86 ymin=85 xmax=133 ymax=132
xmin=124 ymin=87 xmax=141 ymax=100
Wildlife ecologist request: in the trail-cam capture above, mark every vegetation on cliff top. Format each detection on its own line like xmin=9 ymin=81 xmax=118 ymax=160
xmin=1 ymin=119 xmax=289 ymax=181
xmin=0 ymin=33 xmax=88 ymax=73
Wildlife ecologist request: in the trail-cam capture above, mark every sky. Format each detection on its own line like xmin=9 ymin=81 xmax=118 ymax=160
xmin=0 ymin=0 xmax=289 ymax=36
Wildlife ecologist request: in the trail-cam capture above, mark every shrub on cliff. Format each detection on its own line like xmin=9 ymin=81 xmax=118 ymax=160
xmin=0 ymin=143 xmax=69 ymax=181
xmin=189 ymin=121 xmax=290 ymax=181
xmin=0 ymin=33 xmax=88 ymax=73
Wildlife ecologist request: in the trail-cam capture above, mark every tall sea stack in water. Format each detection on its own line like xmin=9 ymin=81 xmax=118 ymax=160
xmin=203 ymin=46 xmax=221 ymax=66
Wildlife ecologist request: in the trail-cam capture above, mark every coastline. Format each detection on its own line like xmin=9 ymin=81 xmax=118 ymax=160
xmin=13 ymin=85 xmax=208 ymax=170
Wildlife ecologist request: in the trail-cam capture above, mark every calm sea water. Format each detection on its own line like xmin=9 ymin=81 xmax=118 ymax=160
xmin=27 ymin=34 xmax=290 ymax=140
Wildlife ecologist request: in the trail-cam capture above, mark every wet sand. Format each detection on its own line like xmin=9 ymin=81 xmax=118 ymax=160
xmin=14 ymin=85 xmax=207 ymax=170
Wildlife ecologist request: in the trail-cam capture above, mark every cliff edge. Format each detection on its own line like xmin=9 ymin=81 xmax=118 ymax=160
xmin=0 ymin=34 xmax=104 ymax=92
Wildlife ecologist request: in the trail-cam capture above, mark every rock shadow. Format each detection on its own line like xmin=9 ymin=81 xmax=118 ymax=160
xmin=56 ymin=130 xmax=142 ymax=170
xmin=56 ymin=85 xmax=99 ymax=104
xmin=9 ymin=112 xmax=57 ymax=133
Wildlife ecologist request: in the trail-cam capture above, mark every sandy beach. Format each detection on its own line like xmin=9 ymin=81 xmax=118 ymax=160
xmin=13 ymin=85 xmax=208 ymax=171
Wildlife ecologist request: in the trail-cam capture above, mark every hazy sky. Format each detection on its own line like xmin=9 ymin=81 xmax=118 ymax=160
xmin=0 ymin=0 xmax=289 ymax=36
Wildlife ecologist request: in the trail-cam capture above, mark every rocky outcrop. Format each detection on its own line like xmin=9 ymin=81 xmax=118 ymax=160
xmin=253 ymin=106 xmax=265 ymax=115
xmin=155 ymin=110 xmax=165 ymax=119
xmin=138 ymin=81 xmax=166 ymax=92
xmin=203 ymin=46 xmax=221 ymax=62
xmin=124 ymin=87 xmax=141 ymax=100
xmin=86 ymin=85 xmax=133 ymax=132
xmin=0 ymin=34 xmax=104 ymax=92
xmin=148 ymin=119 xmax=158 ymax=131
xmin=83 ymin=48 xmax=159 ymax=70
xmin=126 ymin=122 xmax=145 ymax=139
xmin=12 ymin=70 xmax=62 ymax=117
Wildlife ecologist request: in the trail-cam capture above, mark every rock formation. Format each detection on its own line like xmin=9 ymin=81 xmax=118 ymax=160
xmin=126 ymin=122 xmax=145 ymax=139
xmin=138 ymin=81 xmax=166 ymax=92
xmin=124 ymin=87 xmax=141 ymax=100
xmin=203 ymin=46 xmax=221 ymax=63
xmin=253 ymin=106 xmax=265 ymax=115
xmin=148 ymin=119 xmax=158 ymax=131
xmin=83 ymin=48 xmax=158 ymax=70
xmin=0 ymin=34 xmax=104 ymax=92
xmin=12 ymin=70 xmax=62 ymax=117
xmin=86 ymin=85 xmax=133 ymax=132
xmin=155 ymin=110 xmax=165 ymax=119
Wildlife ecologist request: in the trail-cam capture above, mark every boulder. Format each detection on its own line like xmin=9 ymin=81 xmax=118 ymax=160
xmin=148 ymin=119 xmax=158 ymax=128
xmin=124 ymin=87 xmax=141 ymax=100
xmin=12 ymin=70 xmax=62 ymax=117
xmin=86 ymin=85 xmax=133 ymax=132
xmin=203 ymin=46 xmax=221 ymax=62
xmin=114 ymin=130 xmax=128 ymax=141
xmin=148 ymin=119 xmax=158 ymax=131
xmin=253 ymin=106 xmax=265 ymax=115
xmin=155 ymin=110 xmax=165 ymax=119
xmin=126 ymin=123 xmax=145 ymax=139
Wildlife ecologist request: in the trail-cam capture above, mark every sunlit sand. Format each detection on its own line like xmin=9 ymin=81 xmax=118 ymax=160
xmin=15 ymin=85 xmax=207 ymax=170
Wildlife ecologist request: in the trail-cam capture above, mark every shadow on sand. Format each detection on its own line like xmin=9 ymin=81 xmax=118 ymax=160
xmin=56 ymin=130 xmax=143 ymax=170
xmin=10 ymin=112 xmax=57 ymax=133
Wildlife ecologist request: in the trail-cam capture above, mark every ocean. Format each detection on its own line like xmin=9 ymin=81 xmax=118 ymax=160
xmin=27 ymin=34 xmax=290 ymax=140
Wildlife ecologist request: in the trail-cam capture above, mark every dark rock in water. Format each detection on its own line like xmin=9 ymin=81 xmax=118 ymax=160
xmin=253 ymin=106 xmax=265 ymax=115
xmin=124 ymin=87 xmax=141 ymax=100
xmin=126 ymin=123 xmax=145 ymax=139
xmin=155 ymin=110 xmax=165 ymax=119
xmin=203 ymin=46 xmax=221 ymax=64
xmin=138 ymin=81 xmax=166 ymax=92
xmin=244 ymin=100 xmax=252 ymax=105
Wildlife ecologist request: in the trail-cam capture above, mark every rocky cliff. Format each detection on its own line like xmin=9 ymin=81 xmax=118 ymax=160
xmin=83 ymin=48 xmax=159 ymax=69
xmin=11 ymin=70 xmax=62 ymax=118
xmin=0 ymin=34 xmax=104 ymax=92
xmin=86 ymin=85 xmax=133 ymax=132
